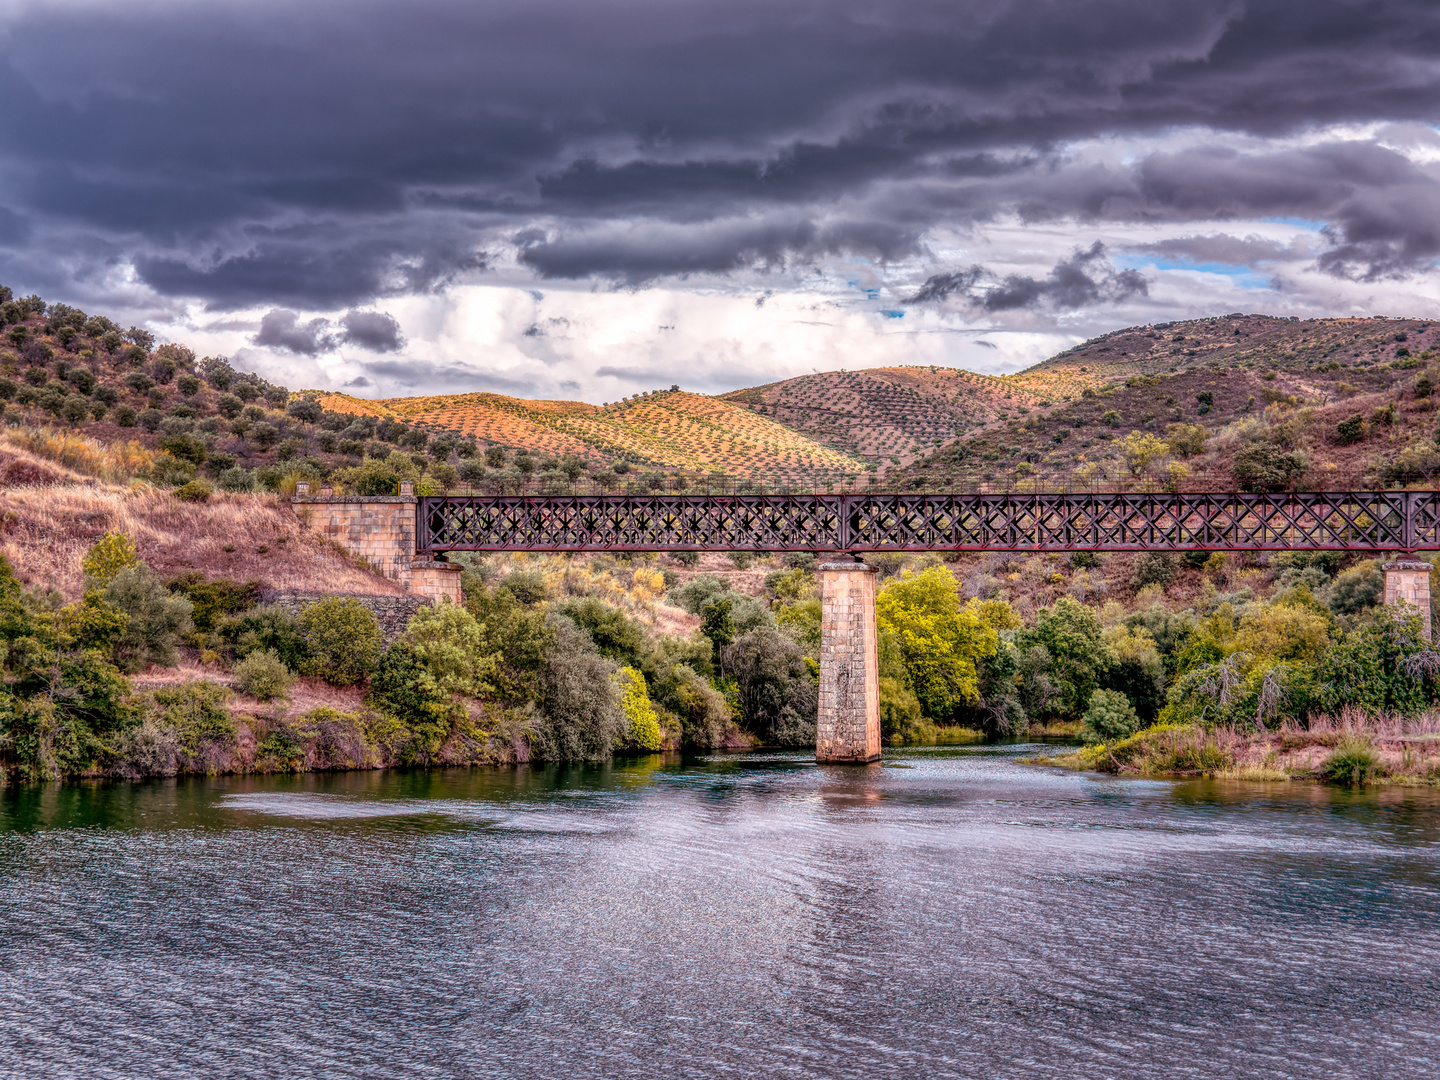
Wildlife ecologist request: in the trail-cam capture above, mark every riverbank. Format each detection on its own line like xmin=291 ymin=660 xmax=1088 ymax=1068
xmin=1039 ymin=713 xmax=1440 ymax=786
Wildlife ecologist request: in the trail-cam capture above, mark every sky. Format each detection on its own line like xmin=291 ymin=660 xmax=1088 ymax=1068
xmin=1 ymin=0 xmax=1439 ymax=401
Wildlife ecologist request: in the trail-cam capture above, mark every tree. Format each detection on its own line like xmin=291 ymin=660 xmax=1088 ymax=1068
xmin=1016 ymin=597 xmax=1112 ymax=721
xmin=1083 ymin=689 xmax=1142 ymax=743
xmin=1119 ymin=431 xmax=1168 ymax=476
xmin=874 ymin=565 xmax=997 ymax=721
xmin=723 ymin=627 xmax=817 ymax=745
xmin=82 ymin=533 xmax=139 ymax=588
xmin=297 ymin=597 xmax=382 ymax=685
xmin=616 ymin=667 xmax=663 ymax=751
xmin=1164 ymin=422 xmax=1207 ymax=459
xmin=104 ymin=564 xmax=194 ymax=672
xmin=1232 ymin=442 xmax=1308 ymax=492
xmin=398 ymin=601 xmax=496 ymax=699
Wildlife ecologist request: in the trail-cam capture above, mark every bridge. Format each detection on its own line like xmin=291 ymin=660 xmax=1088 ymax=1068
xmin=294 ymin=484 xmax=1438 ymax=765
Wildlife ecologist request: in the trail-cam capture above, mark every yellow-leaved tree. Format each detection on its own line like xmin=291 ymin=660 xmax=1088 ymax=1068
xmin=874 ymin=565 xmax=998 ymax=722
xmin=615 ymin=666 xmax=662 ymax=751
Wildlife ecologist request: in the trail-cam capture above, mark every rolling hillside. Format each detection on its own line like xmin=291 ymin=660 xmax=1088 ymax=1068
xmin=317 ymin=387 xmax=869 ymax=484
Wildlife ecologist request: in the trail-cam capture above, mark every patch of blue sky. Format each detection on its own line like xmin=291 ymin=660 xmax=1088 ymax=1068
xmin=879 ymin=309 xmax=905 ymax=319
xmin=1113 ymin=254 xmax=1274 ymax=289
xmin=1263 ymin=217 xmax=1327 ymax=232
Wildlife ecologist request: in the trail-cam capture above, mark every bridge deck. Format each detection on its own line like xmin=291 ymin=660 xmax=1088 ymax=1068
xmin=418 ymin=491 xmax=1440 ymax=553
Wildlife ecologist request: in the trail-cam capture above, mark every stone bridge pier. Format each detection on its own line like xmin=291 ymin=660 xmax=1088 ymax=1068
xmin=1383 ymin=557 xmax=1433 ymax=639
xmin=816 ymin=555 xmax=882 ymax=763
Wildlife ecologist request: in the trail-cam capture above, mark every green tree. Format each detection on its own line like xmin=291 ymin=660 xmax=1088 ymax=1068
xmin=297 ymin=597 xmax=382 ymax=685
xmin=399 ymin=600 xmax=496 ymax=699
xmin=1016 ymin=597 xmax=1112 ymax=721
xmin=875 ymin=565 xmax=997 ymax=721
xmin=1083 ymin=689 xmax=1142 ymax=743
xmin=104 ymin=565 xmax=194 ymax=673
xmin=82 ymin=532 xmax=140 ymax=587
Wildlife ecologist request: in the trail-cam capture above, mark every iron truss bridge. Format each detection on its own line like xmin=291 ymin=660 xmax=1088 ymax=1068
xmin=418 ymin=491 xmax=1440 ymax=554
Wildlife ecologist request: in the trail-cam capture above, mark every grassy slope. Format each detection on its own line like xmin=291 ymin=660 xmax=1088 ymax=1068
xmin=890 ymin=314 xmax=1440 ymax=490
xmin=318 ymin=387 xmax=869 ymax=483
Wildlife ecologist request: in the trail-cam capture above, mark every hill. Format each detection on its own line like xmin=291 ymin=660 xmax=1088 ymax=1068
xmin=891 ymin=314 xmax=1440 ymax=491
xmin=316 ymin=387 xmax=868 ymax=485
xmin=720 ymin=366 xmax=1045 ymax=469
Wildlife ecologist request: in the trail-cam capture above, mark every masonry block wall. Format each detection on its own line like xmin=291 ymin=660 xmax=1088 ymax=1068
xmin=1383 ymin=558 xmax=1433 ymax=640
xmin=816 ymin=558 xmax=882 ymax=763
xmin=291 ymin=482 xmax=463 ymax=602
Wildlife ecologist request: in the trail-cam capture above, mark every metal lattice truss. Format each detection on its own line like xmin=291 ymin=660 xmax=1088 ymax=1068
xmin=418 ymin=491 xmax=1440 ymax=553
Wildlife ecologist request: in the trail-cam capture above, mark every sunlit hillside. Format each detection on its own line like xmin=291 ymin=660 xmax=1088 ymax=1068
xmin=317 ymin=388 xmax=869 ymax=484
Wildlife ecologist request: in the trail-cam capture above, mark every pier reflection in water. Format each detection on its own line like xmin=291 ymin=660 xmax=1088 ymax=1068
xmin=1 ymin=744 xmax=1438 ymax=1079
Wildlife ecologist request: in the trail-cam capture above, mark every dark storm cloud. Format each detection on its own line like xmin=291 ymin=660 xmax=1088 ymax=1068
xmin=1134 ymin=233 xmax=1313 ymax=266
xmin=253 ymin=307 xmax=407 ymax=354
xmin=0 ymin=0 xmax=1439 ymax=305
xmin=340 ymin=311 xmax=405 ymax=352
xmin=253 ymin=309 xmax=336 ymax=356
xmin=908 ymin=243 xmax=1148 ymax=310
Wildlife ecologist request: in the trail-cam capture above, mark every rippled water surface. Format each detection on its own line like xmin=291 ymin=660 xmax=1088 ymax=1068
xmin=2 ymin=744 xmax=1439 ymax=1079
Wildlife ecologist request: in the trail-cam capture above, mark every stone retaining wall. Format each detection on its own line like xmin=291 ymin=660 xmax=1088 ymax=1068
xmin=265 ymin=590 xmax=433 ymax=643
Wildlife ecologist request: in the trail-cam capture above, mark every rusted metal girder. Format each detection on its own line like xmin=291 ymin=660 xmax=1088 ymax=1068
xmin=417 ymin=491 xmax=1440 ymax=554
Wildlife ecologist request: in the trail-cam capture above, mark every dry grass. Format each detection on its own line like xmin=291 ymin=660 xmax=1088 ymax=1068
xmin=0 ymin=482 xmax=407 ymax=599
xmin=4 ymin=426 xmax=156 ymax=483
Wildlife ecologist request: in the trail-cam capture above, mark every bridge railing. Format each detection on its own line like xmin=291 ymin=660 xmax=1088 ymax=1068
xmin=418 ymin=491 xmax=1440 ymax=553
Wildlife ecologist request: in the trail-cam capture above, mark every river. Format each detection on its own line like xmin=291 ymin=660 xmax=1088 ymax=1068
xmin=1 ymin=742 xmax=1437 ymax=1079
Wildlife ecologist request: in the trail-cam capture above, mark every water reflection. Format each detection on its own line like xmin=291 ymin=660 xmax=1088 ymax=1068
xmin=0 ymin=746 xmax=1437 ymax=1079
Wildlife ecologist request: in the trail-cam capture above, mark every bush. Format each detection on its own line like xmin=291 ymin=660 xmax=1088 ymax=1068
xmin=114 ymin=405 xmax=137 ymax=427
xmin=216 ymin=466 xmax=255 ymax=492
xmin=232 ymin=649 xmax=294 ymax=701
xmin=1131 ymin=552 xmax=1176 ymax=591
xmin=1231 ymin=442 xmax=1307 ymax=492
xmin=530 ymin=615 xmax=625 ymax=761
xmin=165 ymin=574 xmax=261 ymax=633
xmin=368 ymin=642 xmax=449 ymax=725
xmin=297 ymin=597 xmax=382 ymax=685
xmin=723 ymin=627 xmax=817 ymax=745
xmin=1322 ymin=737 xmax=1383 ymax=785
xmin=399 ymin=601 xmax=495 ymax=698
xmin=82 ymin=531 xmax=139 ymax=587
xmin=1336 ymin=414 xmax=1365 ymax=444
xmin=105 ymin=564 xmax=195 ymax=672
xmin=616 ymin=666 xmax=663 ymax=751
xmin=1083 ymin=689 xmax=1142 ymax=743
xmin=173 ymin=479 xmax=212 ymax=502
xmin=500 ymin=569 xmax=548 ymax=605
xmin=1326 ymin=565 xmax=1383 ymax=615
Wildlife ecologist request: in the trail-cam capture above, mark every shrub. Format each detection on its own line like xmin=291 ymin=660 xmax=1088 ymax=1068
xmin=616 ymin=666 xmax=663 ymax=751
xmin=114 ymin=405 xmax=137 ymax=427
xmin=398 ymin=601 xmax=495 ymax=698
xmin=529 ymin=615 xmax=625 ymax=761
xmin=1326 ymin=565 xmax=1383 ymax=615
xmin=148 ymin=681 xmax=236 ymax=771
xmin=105 ymin=564 xmax=195 ymax=672
xmin=1131 ymin=552 xmax=1176 ymax=591
xmin=217 ymin=603 xmax=310 ymax=670
xmin=216 ymin=466 xmax=255 ymax=492
xmin=297 ymin=596 xmax=382 ymax=685
xmin=82 ymin=531 xmax=139 ymax=587
xmin=1231 ymin=442 xmax=1307 ymax=492
xmin=165 ymin=574 xmax=262 ymax=632
xmin=368 ymin=641 xmax=449 ymax=725
xmin=1336 ymin=414 xmax=1365 ymax=444
xmin=1322 ymin=737 xmax=1382 ymax=785
xmin=723 ymin=627 xmax=817 ymax=746
xmin=173 ymin=479 xmax=212 ymax=502
xmin=1101 ymin=409 xmax=1121 ymax=427
xmin=500 ymin=569 xmax=548 ymax=605
xmin=1083 ymin=688 xmax=1142 ymax=743
xmin=232 ymin=649 xmax=295 ymax=701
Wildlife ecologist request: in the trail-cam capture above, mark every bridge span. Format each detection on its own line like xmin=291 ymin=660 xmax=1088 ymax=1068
xmin=294 ymin=484 xmax=1438 ymax=765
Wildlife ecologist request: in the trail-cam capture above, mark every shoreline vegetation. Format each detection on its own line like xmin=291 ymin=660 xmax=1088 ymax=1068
xmin=1038 ymin=711 xmax=1440 ymax=786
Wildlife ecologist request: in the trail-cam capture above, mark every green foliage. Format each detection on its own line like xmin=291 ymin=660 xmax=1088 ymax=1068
xmin=165 ymin=574 xmax=261 ymax=633
xmin=399 ymin=600 xmax=496 ymax=698
xmin=297 ymin=597 xmax=382 ymax=685
xmin=232 ymin=649 xmax=294 ymax=701
xmin=879 ymin=674 xmax=926 ymax=743
xmin=559 ymin=597 xmax=646 ymax=667
xmin=1327 ymin=565 xmax=1383 ymax=616
xmin=1322 ymin=737 xmax=1383 ymax=785
xmin=147 ymin=681 xmax=236 ymax=772
xmin=345 ymin=459 xmax=401 ymax=496
xmin=700 ymin=595 xmax=736 ymax=652
xmin=173 ymin=479 xmax=212 ymax=502
xmin=875 ymin=565 xmax=998 ymax=721
xmin=616 ymin=666 xmax=663 ymax=751
xmin=1232 ymin=442 xmax=1308 ymax=492
xmin=82 ymin=531 xmax=139 ymax=587
xmin=1313 ymin=606 xmax=1433 ymax=718
xmin=530 ymin=615 xmax=626 ymax=761
xmin=1083 ymin=688 xmax=1142 ymax=743
xmin=723 ymin=627 xmax=817 ymax=745
xmin=1131 ymin=552 xmax=1176 ymax=591
xmin=463 ymin=581 xmax=552 ymax=703
xmin=216 ymin=603 xmax=310 ymax=670
xmin=1336 ymin=414 xmax=1365 ymax=444
xmin=104 ymin=564 xmax=194 ymax=673
xmin=368 ymin=641 xmax=451 ymax=728
xmin=500 ymin=568 xmax=548 ymax=605
xmin=1015 ymin=597 xmax=1111 ymax=721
